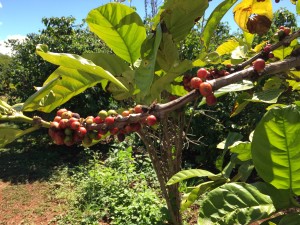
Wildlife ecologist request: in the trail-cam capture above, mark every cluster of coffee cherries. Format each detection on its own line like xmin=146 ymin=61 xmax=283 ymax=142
xmin=275 ymin=26 xmax=291 ymax=41
xmin=48 ymin=106 xmax=157 ymax=146
xmin=183 ymin=68 xmax=217 ymax=106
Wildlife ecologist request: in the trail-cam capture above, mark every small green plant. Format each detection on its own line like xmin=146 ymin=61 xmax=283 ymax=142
xmin=55 ymin=146 xmax=168 ymax=225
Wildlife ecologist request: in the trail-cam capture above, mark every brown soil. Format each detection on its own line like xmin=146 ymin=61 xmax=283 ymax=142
xmin=0 ymin=181 xmax=65 ymax=225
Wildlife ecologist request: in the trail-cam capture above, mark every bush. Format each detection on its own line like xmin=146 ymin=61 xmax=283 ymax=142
xmin=55 ymin=146 xmax=168 ymax=225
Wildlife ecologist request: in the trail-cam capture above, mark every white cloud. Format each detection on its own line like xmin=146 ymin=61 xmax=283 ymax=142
xmin=0 ymin=2 xmax=2 ymax=8
xmin=0 ymin=35 xmax=27 ymax=56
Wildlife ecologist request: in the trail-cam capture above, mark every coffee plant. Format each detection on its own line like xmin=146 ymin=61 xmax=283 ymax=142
xmin=1 ymin=0 xmax=300 ymax=224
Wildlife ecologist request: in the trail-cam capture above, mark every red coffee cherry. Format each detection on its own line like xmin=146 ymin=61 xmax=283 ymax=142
xmin=199 ymin=82 xmax=213 ymax=97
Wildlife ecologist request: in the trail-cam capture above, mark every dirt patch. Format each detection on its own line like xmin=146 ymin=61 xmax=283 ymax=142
xmin=0 ymin=181 xmax=66 ymax=225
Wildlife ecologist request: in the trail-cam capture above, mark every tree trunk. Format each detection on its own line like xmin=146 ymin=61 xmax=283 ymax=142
xmin=138 ymin=112 xmax=184 ymax=225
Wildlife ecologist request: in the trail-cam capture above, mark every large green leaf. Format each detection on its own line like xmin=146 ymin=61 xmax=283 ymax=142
xmin=82 ymin=53 xmax=130 ymax=77
xmin=253 ymin=182 xmax=292 ymax=210
xmin=0 ymin=126 xmax=38 ymax=147
xmin=151 ymin=60 xmax=192 ymax=100
xmin=215 ymin=39 xmax=239 ymax=56
xmin=135 ymin=25 xmax=162 ymax=100
xmin=252 ymin=105 xmax=300 ymax=195
xmin=181 ymin=181 xmax=214 ymax=211
xmin=279 ymin=213 xmax=300 ymax=225
xmin=86 ymin=3 xmax=146 ymax=64
xmin=198 ymin=183 xmax=276 ymax=225
xmin=160 ymin=0 xmax=208 ymax=43
xmin=167 ymin=169 xmax=217 ymax=186
xmin=200 ymin=0 xmax=238 ymax=51
xmin=22 ymin=67 xmax=109 ymax=112
xmin=36 ymin=44 xmax=127 ymax=91
xmin=216 ymin=132 xmax=243 ymax=171
xmin=247 ymin=89 xmax=284 ymax=104
xmin=0 ymin=99 xmax=14 ymax=115
xmin=229 ymin=141 xmax=252 ymax=161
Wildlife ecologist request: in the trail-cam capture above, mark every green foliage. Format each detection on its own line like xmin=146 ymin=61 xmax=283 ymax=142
xmin=198 ymin=183 xmax=276 ymax=224
xmin=252 ymin=105 xmax=300 ymax=194
xmin=200 ymin=0 xmax=238 ymax=52
xmin=21 ymin=44 xmax=127 ymax=112
xmin=3 ymin=17 xmax=110 ymax=111
xmin=56 ymin=147 xmax=167 ymax=225
xmin=86 ymin=3 xmax=146 ymax=65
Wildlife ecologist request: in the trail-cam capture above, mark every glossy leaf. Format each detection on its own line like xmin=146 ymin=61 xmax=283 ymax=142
xmin=198 ymin=183 xmax=276 ymax=225
xmin=278 ymin=213 xmax=300 ymax=225
xmin=181 ymin=181 xmax=214 ymax=211
xmin=36 ymin=44 xmax=127 ymax=91
xmin=167 ymin=169 xmax=218 ymax=186
xmin=156 ymin=32 xmax=179 ymax=71
xmin=86 ymin=3 xmax=146 ymax=64
xmin=273 ymin=39 xmax=298 ymax=60
xmin=151 ymin=60 xmax=192 ymax=100
xmin=135 ymin=25 xmax=162 ymax=100
xmin=22 ymin=67 xmax=110 ymax=112
xmin=160 ymin=0 xmax=208 ymax=43
xmin=82 ymin=53 xmax=130 ymax=77
xmin=0 ymin=126 xmax=38 ymax=147
xmin=247 ymin=89 xmax=284 ymax=104
xmin=0 ymin=99 xmax=14 ymax=115
xmin=229 ymin=141 xmax=252 ymax=161
xmin=215 ymin=39 xmax=239 ymax=56
xmin=201 ymin=0 xmax=238 ymax=51
xmin=252 ymin=105 xmax=300 ymax=195
xmin=253 ymin=182 xmax=292 ymax=210
xmin=199 ymin=80 xmax=254 ymax=106
xmin=243 ymin=31 xmax=255 ymax=48
xmin=216 ymin=132 xmax=243 ymax=171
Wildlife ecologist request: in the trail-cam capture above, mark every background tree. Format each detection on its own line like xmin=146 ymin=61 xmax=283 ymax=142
xmin=3 ymin=16 xmax=112 ymax=116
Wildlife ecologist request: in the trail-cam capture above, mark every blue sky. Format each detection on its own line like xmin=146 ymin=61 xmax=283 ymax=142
xmin=0 ymin=0 xmax=298 ymax=54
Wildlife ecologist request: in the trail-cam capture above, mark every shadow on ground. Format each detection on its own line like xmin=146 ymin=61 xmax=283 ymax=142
xmin=0 ymin=135 xmax=84 ymax=184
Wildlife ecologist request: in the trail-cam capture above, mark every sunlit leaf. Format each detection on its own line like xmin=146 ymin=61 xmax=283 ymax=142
xmin=22 ymin=67 xmax=113 ymax=112
xmin=156 ymin=32 xmax=179 ymax=71
xmin=247 ymin=89 xmax=284 ymax=103
xmin=160 ymin=0 xmax=208 ymax=43
xmin=216 ymin=132 xmax=243 ymax=171
xmin=297 ymin=0 xmax=300 ymax=15
xmin=198 ymin=183 xmax=275 ymax=224
xmin=231 ymin=45 xmax=248 ymax=60
xmin=0 ymin=99 xmax=14 ymax=115
xmin=86 ymin=3 xmax=146 ymax=64
xmin=151 ymin=60 xmax=192 ymax=100
xmin=252 ymin=105 xmax=300 ymax=194
xmin=82 ymin=53 xmax=130 ymax=77
xmin=243 ymin=31 xmax=254 ymax=48
xmin=273 ymin=39 xmax=298 ymax=60
xmin=229 ymin=141 xmax=252 ymax=161
xmin=201 ymin=0 xmax=238 ymax=51
xmin=167 ymin=169 xmax=218 ymax=185
xmin=216 ymin=39 xmax=240 ymax=56
xmin=36 ymin=44 xmax=127 ymax=91
xmin=204 ymin=52 xmax=221 ymax=64
xmin=135 ymin=25 xmax=162 ymax=100
xmin=253 ymin=182 xmax=292 ymax=210
xmin=181 ymin=181 xmax=214 ymax=211
xmin=287 ymin=79 xmax=300 ymax=91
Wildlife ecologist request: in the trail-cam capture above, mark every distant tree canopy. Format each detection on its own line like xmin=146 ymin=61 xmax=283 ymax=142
xmin=2 ymin=16 xmax=112 ymax=115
